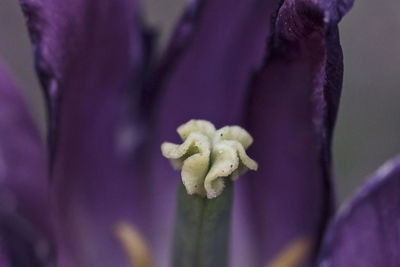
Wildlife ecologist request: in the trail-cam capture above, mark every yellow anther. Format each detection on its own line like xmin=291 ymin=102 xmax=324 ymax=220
xmin=264 ymin=236 xmax=311 ymax=267
xmin=115 ymin=222 xmax=154 ymax=267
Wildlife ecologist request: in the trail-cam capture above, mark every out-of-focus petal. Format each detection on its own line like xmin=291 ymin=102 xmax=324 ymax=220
xmin=0 ymin=61 xmax=52 ymax=266
xmin=0 ymin=242 xmax=9 ymax=267
xmin=0 ymin=60 xmax=50 ymax=238
xmin=320 ymin=0 xmax=354 ymax=23
xmin=19 ymin=0 xmax=150 ymax=266
xmin=153 ymin=0 xmax=280 ymax=131
xmin=238 ymin=0 xmax=353 ymax=266
xmin=19 ymin=0 xmax=148 ymax=161
xmin=0 ymin=205 xmax=54 ymax=267
xmin=317 ymin=155 xmax=400 ymax=266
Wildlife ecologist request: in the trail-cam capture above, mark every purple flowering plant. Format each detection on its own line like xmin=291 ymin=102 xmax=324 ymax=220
xmin=1 ymin=0 xmax=398 ymax=266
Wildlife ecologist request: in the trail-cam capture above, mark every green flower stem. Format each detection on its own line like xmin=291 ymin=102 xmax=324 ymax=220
xmin=172 ymin=179 xmax=233 ymax=267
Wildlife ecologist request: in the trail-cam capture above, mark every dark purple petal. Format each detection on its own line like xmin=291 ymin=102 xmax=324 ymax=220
xmin=18 ymin=0 xmax=152 ymax=266
xmin=0 ymin=60 xmax=50 ymax=238
xmin=147 ymin=1 xmax=281 ymax=264
xmin=320 ymin=0 xmax=354 ymax=24
xmin=237 ymin=0 xmax=352 ymax=265
xmin=0 ymin=205 xmax=54 ymax=267
xmin=317 ymin=156 xmax=400 ymax=267
xmin=0 ymin=242 xmax=9 ymax=267
xmin=153 ymin=0 xmax=281 ymax=134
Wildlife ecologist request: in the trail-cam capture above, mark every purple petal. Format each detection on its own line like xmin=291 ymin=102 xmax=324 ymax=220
xmin=19 ymin=0 xmax=149 ymax=161
xmin=0 ymin=206 xmax=54 ymax=267
xmin=0 ymin=60 xmax=50 ymax=238
xmin=0 ymin=242 xmax=9 ymax=267
xmin=153 ymin=0 xmax=281 ymax=134
xmin=235 ymin=0 xmax=352 ymax=265
xmin=317 ymin=156 xmax=400 ymax=266
xmin=18 ymin=0 xmax=152 ymax=266
xmin=0 ymin=60 xmax=52 ymax=265
xmin=147 ymin=1 xmax=282 ymax=264
xmin=320 ymin=0 xmax=354 ymax=23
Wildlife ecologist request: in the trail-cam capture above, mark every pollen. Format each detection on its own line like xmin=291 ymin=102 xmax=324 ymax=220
xmin=161 ymin=119 xmax=258 ymax=198
xmin=115 ymin=222 xmax=153 ymax=267
xmin=264 ymin=236 xmax=311 ymax=267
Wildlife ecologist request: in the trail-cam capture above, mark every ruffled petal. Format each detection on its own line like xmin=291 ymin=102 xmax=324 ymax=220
xmin=0 ymin=60 xmax=50 ymax=238
xmin=18 ymin=0 xmax=152 ymax=266
xmin=317 ymin=155 xmax=400 ymax=266
xmin=235 ymin=0 xmax=353 ymax=265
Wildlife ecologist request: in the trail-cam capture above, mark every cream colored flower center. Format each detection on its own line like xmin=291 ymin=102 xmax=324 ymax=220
xmin=161 ymin=120 xmax=258 ymax=199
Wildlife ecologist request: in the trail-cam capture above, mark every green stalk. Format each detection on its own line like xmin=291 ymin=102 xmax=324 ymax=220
xmin=171 ymin=179 xmax=233 ymax=267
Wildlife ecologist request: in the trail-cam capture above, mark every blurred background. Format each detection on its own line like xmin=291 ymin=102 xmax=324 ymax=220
xmin=0 ymin=0 xmax=399 ymax=203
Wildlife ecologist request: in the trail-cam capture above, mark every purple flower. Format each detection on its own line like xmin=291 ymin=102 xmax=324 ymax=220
xmin=1 ymin=0 xmax=398 ymax=266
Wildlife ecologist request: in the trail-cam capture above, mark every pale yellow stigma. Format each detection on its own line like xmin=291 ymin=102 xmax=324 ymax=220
xmin=264 ymin=236 xmax=311 ymax=267
xmin=115 ymin=222 xmax=153 ymax=267
xmin=161 ymin=119 xmax=258 ymax=198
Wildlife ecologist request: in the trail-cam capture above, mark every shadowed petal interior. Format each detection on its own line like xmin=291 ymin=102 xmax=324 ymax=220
xmin=18 ymin=0 xmax=153 ymax=266
xmin=239 ymin=0 xmax=353 ymax=265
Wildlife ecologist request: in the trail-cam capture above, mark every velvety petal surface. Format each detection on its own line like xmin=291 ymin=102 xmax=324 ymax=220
xmin=0 ymin=61 xmax=50 ymax=238
xmin=19 ymin=1 xmax=150 ymax=266
xmin=317 ymin=155 xmax=400 ymax=266
xmin=241 ymin=0 xmax=353 ymax=266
